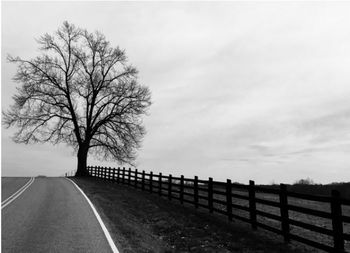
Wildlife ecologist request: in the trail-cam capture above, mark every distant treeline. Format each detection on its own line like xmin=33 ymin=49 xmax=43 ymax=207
xmin=261 ymin=182 xmax=350 ymax=199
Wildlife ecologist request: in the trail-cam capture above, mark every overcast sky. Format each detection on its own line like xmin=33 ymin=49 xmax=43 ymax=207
xmin=2 ymin=1 xmax=350 ymax=184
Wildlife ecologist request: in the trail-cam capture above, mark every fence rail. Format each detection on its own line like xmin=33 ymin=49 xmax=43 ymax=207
xmin=80 ymin=166 xmax=349 ymax=253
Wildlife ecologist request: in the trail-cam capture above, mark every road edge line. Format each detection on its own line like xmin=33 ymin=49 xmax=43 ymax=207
xmin=66 ymin=178 xmax=120 ymax=253
xmin=1 ymin=177 xmax=35 ymax=209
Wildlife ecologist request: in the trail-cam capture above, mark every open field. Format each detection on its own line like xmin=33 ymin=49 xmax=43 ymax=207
xmin=72 ymin=177 xmax=322 ymax=253
xmin=87 ymin=166 xmax=350 ymax=252
xmin=160 ymin=182 xmax=350 ymax=252
xmin=206 ymin=189 xmax=350 ymax=252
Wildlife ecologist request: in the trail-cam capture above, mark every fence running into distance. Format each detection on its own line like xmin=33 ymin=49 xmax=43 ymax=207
xmin=78 ymin=166 xmax=350 ymax=253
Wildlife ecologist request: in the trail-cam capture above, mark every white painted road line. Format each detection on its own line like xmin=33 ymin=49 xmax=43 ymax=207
xmin=66 ymin=178 xmax=120 ymax=253
xmin=1 ymin=178 xmax=33 ymax=205
xmin=2 ymin=177 xmax=35 ymax=209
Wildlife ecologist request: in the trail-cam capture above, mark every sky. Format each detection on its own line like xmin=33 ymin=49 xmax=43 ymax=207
xmin=1 ymin=1 xmax=350 ymax=184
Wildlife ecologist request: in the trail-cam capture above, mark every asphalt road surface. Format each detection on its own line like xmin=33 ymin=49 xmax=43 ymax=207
xmin=2 ymin=177 xmax=114 ymax=253
xmin=2 ymin=177 xmax=31 ymax=201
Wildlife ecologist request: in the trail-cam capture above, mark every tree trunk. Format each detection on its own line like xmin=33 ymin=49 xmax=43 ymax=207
xmin=75 ymin=145 xmax=90 ymax=177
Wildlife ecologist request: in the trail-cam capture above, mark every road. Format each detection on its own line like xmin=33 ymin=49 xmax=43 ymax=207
xmin=2 ymin=177 xmax=31 ymax=201
xmin=2 ymin=177 xmax=114 ymax=253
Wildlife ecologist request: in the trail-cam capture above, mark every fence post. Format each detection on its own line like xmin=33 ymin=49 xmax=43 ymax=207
xmin=135 ymin=169 xmax=138 ymax=188
xmin=180 ymin=175 xmax=184 ymax=204
xmin=280 ymin=184 xmax=290 ymax=242
xmin=117 ymin=167 xmax=120 ymax=183
xmin=122 ymin=167 xmax=126 ymax=184
xmin=208 ymin=177 xmax=213 ymax=213
xmin=142 ymin=170 xmax=145 ymax=191
xmin=128 ymin=168 xmax=131 ymax=185
xmin=150 ymin=171 xmax=153 ymax=193
xmin=112 ymin=168 xmax=116 ymax=181
xmin=226 ymin=179 xmax=233 ymax=221
xmin=194 ymin=176 xmax=199 ymax=208
xmin=249 ymin=180 xmax=257 ymax=230
xmin=159 ymin=173 xmax=162 ymax=196
xmin=168 ymin=174 xmax=172 ymax=200
xmin=331 ymin=190 xmax=344 ymax=252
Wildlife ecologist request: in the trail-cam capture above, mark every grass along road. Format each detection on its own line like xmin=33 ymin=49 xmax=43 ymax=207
xmin=72 ymin=177 xmax=316 ymax=253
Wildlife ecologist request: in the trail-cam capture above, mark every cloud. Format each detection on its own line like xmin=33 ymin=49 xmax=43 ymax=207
xmin=2 ymin=1 xmax=350 ymax=183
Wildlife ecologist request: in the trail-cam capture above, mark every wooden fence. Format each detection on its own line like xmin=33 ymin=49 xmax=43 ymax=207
xmin=84 ymin=166 xmax=350 ymax=253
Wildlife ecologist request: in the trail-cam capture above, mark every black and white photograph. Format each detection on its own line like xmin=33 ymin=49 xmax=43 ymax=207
xmin=1 ymin=1 xmax=350 ymax=252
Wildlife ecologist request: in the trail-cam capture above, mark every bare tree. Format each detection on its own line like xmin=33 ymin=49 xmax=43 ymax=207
xmin=3 ymin=22 xmax=151 ymax=176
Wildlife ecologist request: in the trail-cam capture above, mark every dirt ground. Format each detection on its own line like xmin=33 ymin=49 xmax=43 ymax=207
xmin=72 ymin=177 xmax=318 ymax=253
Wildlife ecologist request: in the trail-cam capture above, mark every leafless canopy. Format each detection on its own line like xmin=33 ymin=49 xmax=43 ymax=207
xmin=4 ymin=22 xmax=151 ymax=166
